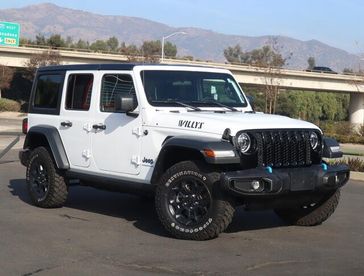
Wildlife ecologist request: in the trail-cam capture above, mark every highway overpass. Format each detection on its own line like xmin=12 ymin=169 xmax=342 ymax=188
xmin=1 ymin=46 xmax=364 ymax=124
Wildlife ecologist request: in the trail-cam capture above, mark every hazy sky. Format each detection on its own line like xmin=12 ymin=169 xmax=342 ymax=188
xmin=2 ymin=0 xmax=364 ymax=54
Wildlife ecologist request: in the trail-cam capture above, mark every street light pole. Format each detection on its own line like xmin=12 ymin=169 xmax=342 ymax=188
xmin=161 ymin=31 xmax=187 ymax=63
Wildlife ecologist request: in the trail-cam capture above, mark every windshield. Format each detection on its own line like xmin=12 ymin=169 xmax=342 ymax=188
xmin=140 ymin=70 xmax=247 ymax=108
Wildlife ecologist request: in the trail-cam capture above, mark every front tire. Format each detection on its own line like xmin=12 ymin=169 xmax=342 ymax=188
xmin=26 ymin=147 xmax=68 ymax=208
xmin=155 ymin=161 xmax=234 ymax=240
xmin=274 ymin=189 xmax=341 ymax=226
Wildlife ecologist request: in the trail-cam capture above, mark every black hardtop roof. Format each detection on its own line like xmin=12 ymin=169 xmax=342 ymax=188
xmin=37 ymin=63 xmax=211 ymax=72
xmin=37 ymin=63 xmax=135 ymax=72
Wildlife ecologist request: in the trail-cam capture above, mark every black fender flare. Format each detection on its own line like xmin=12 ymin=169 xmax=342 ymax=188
xmin=24 ymin=125 xmax=70 ymax=169
xmin=322 ymin=137 xmax=343 ymax=158
xmin=162 ymin=136 xmax=239 ymax=164
xmin=151 ymin=136 xmax=240 ymax=184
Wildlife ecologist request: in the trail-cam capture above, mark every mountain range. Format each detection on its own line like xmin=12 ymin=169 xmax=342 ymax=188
xmin=0 ymin=3 xmax=363 ymax=72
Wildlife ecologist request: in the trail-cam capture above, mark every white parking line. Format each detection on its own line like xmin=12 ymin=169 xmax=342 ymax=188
xmin=0 ymin=136 xmax=20 ymax=160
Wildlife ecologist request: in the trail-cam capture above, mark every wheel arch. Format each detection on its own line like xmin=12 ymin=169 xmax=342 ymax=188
xmin=24 ymin=125 xmax=69 ymax=170
xmin=150 ymin=136 xmax=239 ymax=184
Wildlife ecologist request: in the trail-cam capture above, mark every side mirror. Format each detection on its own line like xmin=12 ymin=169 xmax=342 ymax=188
xmin=246 ymin=95 xmax=255 ymax=110
xmin=114 ymin=93 xmax=137 ymax=113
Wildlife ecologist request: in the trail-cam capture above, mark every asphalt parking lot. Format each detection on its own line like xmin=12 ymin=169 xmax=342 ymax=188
xmin=1 ymin=142 xmax=364 ymax=275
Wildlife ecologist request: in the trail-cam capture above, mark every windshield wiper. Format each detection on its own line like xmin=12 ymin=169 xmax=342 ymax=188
xmin=153 ymin=100 xmax=201 ymax=111
xmin=194 ymin=100 xmax=239 ymax=112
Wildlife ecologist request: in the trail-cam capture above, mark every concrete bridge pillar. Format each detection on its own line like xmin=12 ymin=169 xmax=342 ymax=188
xmin=349 ymin=93 xmax=364 ymax=125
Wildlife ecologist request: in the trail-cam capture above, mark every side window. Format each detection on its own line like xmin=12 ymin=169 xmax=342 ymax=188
xmin=33 ymin=74 xmax=63 ymax=109
xmin=65 ymin=74 xmax=94 ymax=111
xmin=100 ymin=74 xmax=136 ymax=112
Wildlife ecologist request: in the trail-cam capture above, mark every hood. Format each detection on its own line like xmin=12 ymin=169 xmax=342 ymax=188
xmin=148 ymin=110 xmax=320 ymax=136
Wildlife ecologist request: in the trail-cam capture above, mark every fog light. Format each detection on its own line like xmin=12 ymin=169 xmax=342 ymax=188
xmin=251 ymin=180 xmax=262 ymax=191
xmin=335 ymin=173 xmax=347 ymax=185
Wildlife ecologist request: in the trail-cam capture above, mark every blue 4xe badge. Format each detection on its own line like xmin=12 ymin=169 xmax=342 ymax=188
xmin=178 ymin=120 xmax=204 ymax=129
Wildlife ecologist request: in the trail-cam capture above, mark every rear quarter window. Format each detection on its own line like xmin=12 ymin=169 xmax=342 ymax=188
xmin=30 ymin=73 xmax=65 ymax=115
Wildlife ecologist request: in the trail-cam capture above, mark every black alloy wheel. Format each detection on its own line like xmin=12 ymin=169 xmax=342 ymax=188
xmin=167 ymin=176 xmax=212 ymax=227
xmin=26 ymin=147 xmax=68 ymax=208
xmin=155 ymin=160 xmax=235 ymax=240
xmin=29 ymin=159 xmax=50 ymax=201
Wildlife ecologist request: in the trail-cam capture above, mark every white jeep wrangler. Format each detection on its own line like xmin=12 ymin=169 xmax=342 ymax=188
xmin=20 ymin=64 xmax=349 ymax=240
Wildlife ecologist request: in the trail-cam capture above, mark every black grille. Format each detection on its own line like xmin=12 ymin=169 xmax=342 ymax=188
xmin=252 ymin=130 xmax=313 ymax=168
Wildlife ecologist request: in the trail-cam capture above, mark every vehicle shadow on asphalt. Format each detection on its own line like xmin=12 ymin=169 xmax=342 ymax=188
xmin=226 ymin=207 xmax=288 ymax=233
xmin=8 ymin=179 xmax=169 ymax=237
xmin=9 ymin=179 xmax=287 ymax=237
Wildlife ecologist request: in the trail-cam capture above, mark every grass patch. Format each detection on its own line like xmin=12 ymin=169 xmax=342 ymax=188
xmin=0 ymin=98 xmax=21 ymax=112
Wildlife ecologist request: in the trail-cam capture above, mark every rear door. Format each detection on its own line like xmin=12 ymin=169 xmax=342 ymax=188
xmin=59 ymin=71 xmax=94 ymax=168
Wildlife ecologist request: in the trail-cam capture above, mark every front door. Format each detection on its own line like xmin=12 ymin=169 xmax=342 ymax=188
xmin=91 ymin=72 xmax=142 ymax=175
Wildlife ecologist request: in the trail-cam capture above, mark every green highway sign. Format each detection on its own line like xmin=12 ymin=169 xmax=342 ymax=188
xmin=0 ymin=21 xmax=20 ymax=47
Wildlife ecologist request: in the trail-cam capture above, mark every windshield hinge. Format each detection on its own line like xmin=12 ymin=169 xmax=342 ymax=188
xmin=132 ymin=127 xmax=143 ymax=137
xmin=131 ymin=155 xmax=141 ymax=166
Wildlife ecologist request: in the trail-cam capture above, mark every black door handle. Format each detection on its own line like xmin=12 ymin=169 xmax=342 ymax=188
xmin=61 ymin=121 xmax=72 ymax=127
xmin=92 ymin=124 xmax=106 ymax=130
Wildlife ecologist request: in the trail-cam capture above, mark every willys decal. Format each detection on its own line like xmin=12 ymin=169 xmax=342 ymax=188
xmin=178 ymin=120 xmax=205 ymax=129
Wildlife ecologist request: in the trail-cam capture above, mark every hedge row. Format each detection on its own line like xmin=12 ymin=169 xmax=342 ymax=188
xmin=319 ymin=121 xmax=364 ymax=145
xmin=325 ymin=133 xmax=364 ymax=144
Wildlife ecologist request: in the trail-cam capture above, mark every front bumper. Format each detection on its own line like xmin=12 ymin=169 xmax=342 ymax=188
xmin=220 ymin=164 xmax=350 ymax=197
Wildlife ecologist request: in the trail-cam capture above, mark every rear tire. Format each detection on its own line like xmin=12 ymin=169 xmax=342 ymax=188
xmin=274 ymin=189 xmax=340 ymax=226
xmin=155 ymin=161 xmax=234 ymax=240
xmin=26 ymin=147 xmax=68 ymax=208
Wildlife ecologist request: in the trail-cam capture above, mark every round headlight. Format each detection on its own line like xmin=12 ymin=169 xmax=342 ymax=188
xmin=237 ymin=133 xmax=251 ymax=153
xmin=310 ymin=132 xmax=319 ymax=150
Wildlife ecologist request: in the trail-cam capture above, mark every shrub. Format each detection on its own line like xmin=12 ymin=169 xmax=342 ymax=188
xmin=318 ymin=120 xmax=364 ymax=144
xmin=0 ymin=98 xmax=21 ymax=112
xmin=319 ymin=121 xmax=355 ymax=136
xmin=358 ymin=125 xmax=364 ymax=137
xmin=324 ymin=134 xmax=364 ymax=144
xmin=328 ymin=157 xmax=364 ymax=172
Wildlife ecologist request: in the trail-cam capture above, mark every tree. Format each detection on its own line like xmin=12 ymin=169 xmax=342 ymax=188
xmin=24 ymin=50 xmax=61 ymax=79
xmin=246 ymin=45 xmax=285 ymax=113
xmin=74 ymin=39 xmax=89 ymax=49
xmin=164 ymin=41 xmax=177 ymax=58
xmin=47 ymin=34 xmax=66 ymax=48
xmin=274 ymin=90 xmax=349 ymax=122
xmin=65 ymin=36 xmax=73 ymax=48
xmin=141 ymin=40 xmax=162 ymax=62
xmin=35 ymin=34 xmax=46 ymax=46
xmin=307 ymin=57 xmax=315 ymax=70
xmin=343 ymin=68 xmax=354 ymax=74
xmin=141 ymin=40 xmax=161 ymax=56
xmin=224 ymin=44 xmax=243 ymax=63
xmin=119 ymin=43 xmax=141 ymax=61
xmin=106 ymin=36 xmax=119 ymax=52
xmin=20 ymin=37 xmax=32 ymax=46
xmin=0 ymin=65 xmax=14 ymax=98
xmin=239 ymin=45 xmax=286 ymax=68
xmin=224 ymin=40 xmax=289 ymax=114
xmin=90 ymin=40 xmax=108 ymax=52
